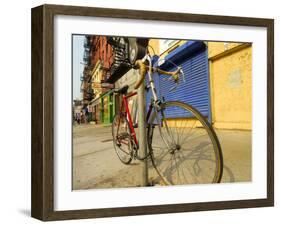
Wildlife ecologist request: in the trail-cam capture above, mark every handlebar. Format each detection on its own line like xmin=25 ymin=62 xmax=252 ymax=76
xmin=134 ymin=60 xmax=147 ymax=89
xmin=134 ymin=59 xmax=183 ymax=90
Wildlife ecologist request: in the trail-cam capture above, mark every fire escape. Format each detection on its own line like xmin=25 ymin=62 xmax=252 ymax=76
xmin=81 ymin=36 xmax=94 ymax=105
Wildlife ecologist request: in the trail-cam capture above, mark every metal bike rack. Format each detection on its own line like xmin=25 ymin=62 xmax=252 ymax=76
xmin=137 ymin=72 xmax=148 ymax=186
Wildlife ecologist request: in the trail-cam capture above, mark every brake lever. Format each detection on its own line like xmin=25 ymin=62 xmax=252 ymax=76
xmin=164 ymin=67 xmax=184 ymax=92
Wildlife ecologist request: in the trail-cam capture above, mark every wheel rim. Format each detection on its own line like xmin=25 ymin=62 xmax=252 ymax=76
xmin=149 ymin=102 xmax=222 ymax=185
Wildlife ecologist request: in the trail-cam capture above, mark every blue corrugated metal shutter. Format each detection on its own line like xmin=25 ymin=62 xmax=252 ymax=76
xmin=156 ymin=41 xmax=211 ymax=121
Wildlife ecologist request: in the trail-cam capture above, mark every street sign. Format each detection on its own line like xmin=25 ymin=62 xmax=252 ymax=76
xmin=101 ymin=82 xmax=114 ymax=89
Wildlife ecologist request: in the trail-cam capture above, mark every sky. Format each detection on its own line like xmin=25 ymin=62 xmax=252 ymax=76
xmin=72 ymin=35 xmax=85 ymax=101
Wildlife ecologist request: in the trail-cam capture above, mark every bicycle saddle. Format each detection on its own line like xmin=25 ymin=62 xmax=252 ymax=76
xmin=114 ymin=85 xmax=129 ymax=94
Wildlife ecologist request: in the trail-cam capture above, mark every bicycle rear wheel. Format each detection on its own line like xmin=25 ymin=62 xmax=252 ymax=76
xmin=112 ymin=114 xmax=133 ymax=164
xmin=148 ymin=101 xmax=223 ymax=185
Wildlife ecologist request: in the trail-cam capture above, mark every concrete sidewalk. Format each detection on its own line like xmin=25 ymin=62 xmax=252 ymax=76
xmin=72 ymin=124 xmax=251 ymax=190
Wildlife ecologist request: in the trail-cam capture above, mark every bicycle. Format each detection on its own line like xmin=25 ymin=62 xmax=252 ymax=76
xmin=112 ymin=51 xmax=223 ymax=185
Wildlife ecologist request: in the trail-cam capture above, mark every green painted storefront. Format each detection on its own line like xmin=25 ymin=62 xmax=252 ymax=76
xmin=100 ymin=90 xmax=115 ymax=124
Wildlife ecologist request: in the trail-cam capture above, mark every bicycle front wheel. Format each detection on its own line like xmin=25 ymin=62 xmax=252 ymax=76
xmin=112 ymin=114 xmax=133 ymax=164
xmin=148 ymin=101 xmax=223 ymax=185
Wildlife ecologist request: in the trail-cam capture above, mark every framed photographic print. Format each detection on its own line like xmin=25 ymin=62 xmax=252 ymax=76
xmin=31 ymin=4 xmax=274 ymax=221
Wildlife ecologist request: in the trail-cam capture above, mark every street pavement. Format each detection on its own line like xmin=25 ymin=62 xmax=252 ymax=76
xmin=72 ymin=124 xmax=158 ymax=190
xmin=72 ymin=123 xmax=251 ymax=190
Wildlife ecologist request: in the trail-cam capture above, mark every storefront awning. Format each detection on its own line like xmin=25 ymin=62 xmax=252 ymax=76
xmin=160 ymin=41 xmax=206 ymax=70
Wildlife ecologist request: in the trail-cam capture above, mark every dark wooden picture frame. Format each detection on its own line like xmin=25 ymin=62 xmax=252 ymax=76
xmin=31 ymin=4 xmax=274 ymax=221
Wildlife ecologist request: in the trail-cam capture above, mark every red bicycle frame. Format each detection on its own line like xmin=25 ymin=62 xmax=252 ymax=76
xmin=116 ymin=91 xmax=153 ymax=148
xmin=117 ymin=91 xmax=138 ymax=146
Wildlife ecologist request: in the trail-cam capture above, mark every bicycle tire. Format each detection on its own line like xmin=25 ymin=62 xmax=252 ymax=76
xmin=112 ymin=114 xmax=133 ymax=164
xmin=147 ymin=101 xmax=223 ymax=185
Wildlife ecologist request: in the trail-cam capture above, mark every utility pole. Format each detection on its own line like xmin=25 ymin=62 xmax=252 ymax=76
xmin=137 ymin=74 xmax=148 ymax=186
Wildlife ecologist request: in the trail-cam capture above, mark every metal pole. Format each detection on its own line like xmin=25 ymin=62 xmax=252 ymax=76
xmin=137 ymin=75 xmax=148 ymax=186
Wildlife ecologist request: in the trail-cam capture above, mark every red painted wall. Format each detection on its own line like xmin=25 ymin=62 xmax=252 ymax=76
xmin=90 ymin=36 xmax=113 ymax=71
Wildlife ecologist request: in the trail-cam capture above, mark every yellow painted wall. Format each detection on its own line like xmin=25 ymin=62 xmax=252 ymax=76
xmin=148 ymin=39 xmax=160 ymax=55
xmin=208 ymin=42 xmax=252 ymax=130
xmin=208 ymin=42 xmax=241 ymax=59
xmin=90 ymin=60 xmax=103 ymax=98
